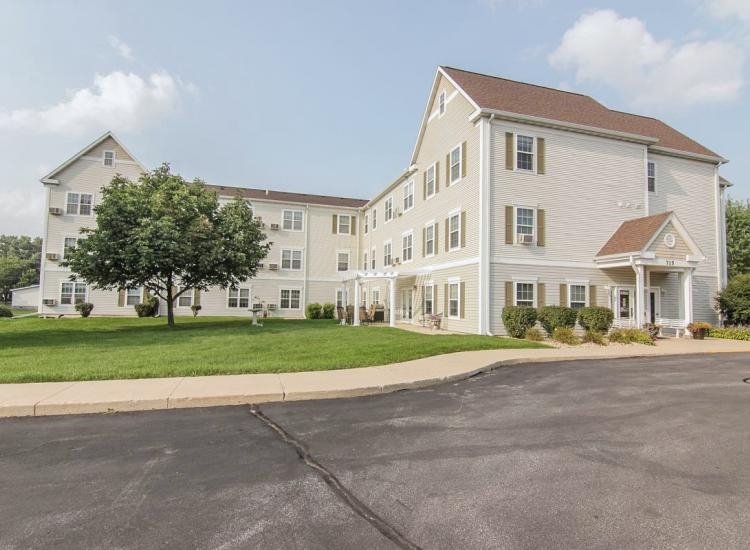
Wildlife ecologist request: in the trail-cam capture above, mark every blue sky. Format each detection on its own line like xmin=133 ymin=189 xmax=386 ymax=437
xmin=1 ymin=0 xmax=748 ymax=235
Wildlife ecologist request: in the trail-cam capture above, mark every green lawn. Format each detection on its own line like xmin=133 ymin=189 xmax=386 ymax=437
xmin=0 ymin=317 xmax=547 ymax=383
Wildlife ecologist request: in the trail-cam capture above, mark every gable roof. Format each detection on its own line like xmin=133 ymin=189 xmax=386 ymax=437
xmin=40 ymin=131 xmax=145 ymax=184
xmin=438 ymin=66 xmax=722 ymax=160
xmin=596 ymin=212 xmax=672 ymax=257
xmin=204 ymin=184 xmax=367 ymax=209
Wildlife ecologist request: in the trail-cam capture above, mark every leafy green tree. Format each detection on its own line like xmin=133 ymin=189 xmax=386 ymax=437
xmin=65 ymin=164 xmax=270 ymax=327
xmin=716 ymin=273 xmax=750 ymax=326
xmin=0 ymin=235 xmax=42 ymax=302
xmin=726 ymin=198 xmax=750 ymax=279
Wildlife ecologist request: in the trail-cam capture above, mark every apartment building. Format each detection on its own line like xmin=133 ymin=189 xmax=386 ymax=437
xmin=38 ymin=66 xmax=729 ymax=334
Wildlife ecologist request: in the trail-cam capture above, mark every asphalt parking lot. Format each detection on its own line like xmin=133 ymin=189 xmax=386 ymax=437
xmin=2 ymin=353 xmax=749 ymax=549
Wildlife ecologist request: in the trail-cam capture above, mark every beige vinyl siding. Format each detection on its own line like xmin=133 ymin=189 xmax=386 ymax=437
xmin=647 ymin=221 xmax=692 ymax=259
xmin=86 ymin=137 xmax=135 ymax=162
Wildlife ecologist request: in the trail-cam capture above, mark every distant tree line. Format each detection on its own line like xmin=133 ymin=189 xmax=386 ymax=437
xmin=726 ymin=198 xmax=750 ymax=280
xmin=0 ymin=235 xmax=42 ymax=303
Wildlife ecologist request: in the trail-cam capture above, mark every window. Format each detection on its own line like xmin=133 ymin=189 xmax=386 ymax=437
xmin=448 ymin=282 xmax=460 ymax=318
xmin=570 ymin=284 xmax=587 ymax=310
xmin=337 ymin=215 xmax=350 ymax=235
xmin=425 ymin=223 xmax=435 ymax=256
xmin=383 ymin=241 xmax=392 ymax=266
xmin=125 ymin=287 xmax=141 ymax=306
xmin=60 ymin=282 xmax=86 ymax=305
xmin=228 ymin=287 xmax=250 ymax=308
xmin=438 ymin=91 xmax=446 ymax=116
xmin=363 ymin=252 xmax=368 ymax=270
xmin=402 ymin=231 xmax=413 ymax=263
xmin=337 ymin=252 xmax=350 ymax=272
xmin=516 ymin=135 xmax=534 ymax=171
xmin=647 ymin=162 xmax=656 ymax=193
xmin=449 ymin=213 xmax=460 ymax=250
xmin=449 ymin=145 xmax=462 ymax=184
xmin=66 ymin=193 xmax=93 ymax=216
xmin=282 ymin=210 xmax=303 ymax=231
xmin=516 ymin=207 xmax=535 ymax=241
xmin=403 ymin=180 xmax=414 ymax=212
xmin=62 ymin=237 xmax=78 ymax=258
xmin=336 ymin=289 xmax=345 ymax=308
xmin=177 ymin=287 xmax=193 ymax=308
xmin=280 ymin=289 xmax=301 ymax=309
xmin=371 ymin=247 xmax=376 ymax=270
xmin=423 ymin=284 xmax=434 ymax=315
xmin=426 ymin=164 xmax=436 ymax=198
xmin=103 ymin=150 xmax=115 ymax=167
xmin=364 ymin=214 xmax=369 ymax=234
xmin=372 ymin=288 xmax=380 ymax=304
xmin=384 ymin=197 xmax=393 ymax=222
xmin=515 ymin=282 xmax=534 ymax=307
xmin=281 ymin=249 xmax=302 ymax=270
xmin=372 ymin=208 xmax=377 ymax=230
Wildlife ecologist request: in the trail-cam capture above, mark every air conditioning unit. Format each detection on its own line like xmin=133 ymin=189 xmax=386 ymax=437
xmin=42 ymin=298 xmax=56 ymax=306
xmin=257 ymin=263 xmax=264 ymax=269
xmin=267 ymin=303 xmax=277 ymax=310
xmin=392 ymin=258 xmax=400 ymax=266
xmin=517 ymin=234 xmax=534 ymax=245
xmin=48 ymin=207 xmax=63 ymax=216
xmin=269 ymin=263 xmax=279 ymax=271
xmin=270 ymin=223 xmax=280 ymax=231
xmin=46 ymin=253 xmax=60 ymax=261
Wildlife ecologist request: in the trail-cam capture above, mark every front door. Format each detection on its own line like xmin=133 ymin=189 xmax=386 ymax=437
xmin=401 ymin=288 xmax=413 ymax=320
xmin=649 ymin=289 xmax=660 ymax=324
xmin=617 ymin=289 xmax=633 ymax=322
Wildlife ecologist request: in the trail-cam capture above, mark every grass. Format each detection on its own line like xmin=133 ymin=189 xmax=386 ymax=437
xmin=0 ymin=317 xmax=547 ymax=383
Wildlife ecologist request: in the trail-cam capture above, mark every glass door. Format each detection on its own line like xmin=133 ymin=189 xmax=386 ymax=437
xmin=401 ymin=288 xmax=413 ymax=320
xmin=617 ymin=289 xmax=632 ymax=321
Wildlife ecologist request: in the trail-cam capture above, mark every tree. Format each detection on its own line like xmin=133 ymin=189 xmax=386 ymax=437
xmin=726 ymin=198 xmax=750 ymax=279
xmin=716 ymin=273 xmax=750 ymax=326
xmin=65 ymin=164 xmax=270 ymax=327
xmin=0 ymin=235 xmax=42 ymax=302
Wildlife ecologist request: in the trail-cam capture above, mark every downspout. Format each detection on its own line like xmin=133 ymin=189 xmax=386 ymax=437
xmin=38 ymin=184 xmax=51 ymax=314
xmin=478 ymin=113 xmax=494 ymax=335
xmin=303 ymin=203 xmax=310 ymax=316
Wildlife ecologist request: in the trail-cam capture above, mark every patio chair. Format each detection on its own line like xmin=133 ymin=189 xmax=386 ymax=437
xmin=359 ymin=306 xmax=370 ymax=326
xmin=368 ymin=304 xmax=376 ymax=323
xmin=336 ymin=306 xmax=347 ymax=326
xmin=431 ymin=312 xmax=443 ymax=330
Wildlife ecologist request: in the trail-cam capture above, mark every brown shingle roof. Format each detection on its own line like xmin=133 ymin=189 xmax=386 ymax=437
xmin=596 ymin=212 xmax=672 ymax=257
xmin=204 ymin=184 xmax=367 ymax=209
xmin=442 ymin=67 xmax=720 ymax=159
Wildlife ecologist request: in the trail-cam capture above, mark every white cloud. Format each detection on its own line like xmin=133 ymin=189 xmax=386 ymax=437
xmin=0 ymin=70 xmax=191 ymax=135
xmin=549 ymin=10 xmax=744 ymax=109
xmin=108 ymin=35 xmax=134 ymax=61
xmin=0 ymin=190 xmax=44 ymax=236
xmin=707 ymin=0 xmax=750 ymax=24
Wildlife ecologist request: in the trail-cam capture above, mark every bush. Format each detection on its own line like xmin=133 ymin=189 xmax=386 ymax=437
xmin=553 ymin=326 xmax=580 ymax=345
xmin=609 ymin=328 xmax=655 ymax=345
xmin=190 ymin=304 xmax=202 ymax=318
xmin=502 ymin=306 xmax=538 ymax=338
xmin=0 ymin=305 xmax=12 ymax=318
xmin=642 ymin=323 xmax=660 ymax=339
xmin=74 ymin=302 xmax=94 ymax=318
xmin=525 ymin=327 xmax=545 ymax=341
xmin=322 ymin=303 xmax=336 ymax=319
xmin=582 ymin=330 xmax=607 ymax=345
xmin=577 ymin=307 xmax=614 ymax=334
xmin=709 ymin=327 xmax=750 ymax=340
xmin=134 ymin=296 xmax=159 ymax=318
xmin=538 ymin=306 xmax=577 ymax=336
xmin=716 ymin=274 xmax=750 ymax=325
xmin=305 ymin=302 xmax=323 ymax=319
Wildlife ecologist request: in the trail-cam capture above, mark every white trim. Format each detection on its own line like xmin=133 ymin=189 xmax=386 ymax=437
xmin=402 ymin=179 xmax=415 ymax=213
xmin=174 ymin=287 xmax=195 ymax=309
xmin=64 ymin=191 xmax=94 ymax=217
xmin=713 ymin=166 xmax=723 ymax=293
xmin=39 ymin=185 xmax=51 ymax=311
xmin=425 ymin=162 xmax=437 ymax=200
xmin=643 ymin=147 xmax=650 ymax=214
xmin=447 ymin=279 xmax=461 ymax=319
xmin=226 ymin=286 xmax=252 ymax=309
xmin=61 ymin=235 xmax=79 ymax=261
xmin=281 ymin=209 xmax=304 ymax=232
xmin=384 ymin=196 xmax=394 ymax=223
xmin=102 ymin=150 xmax=116 ymax=167
xmin=448 ymin=142 xmax=463 ymax=186
xmin=401 ymin=230 xmax=414 ymax=264
xmin=280 ymin=247 xmax=304 ymax=271
xmin=122 ymin=286 xmax=142 ymax=308
xmin=402 ymin=256 xmax=480 ymax=274
xmin=424 ymin=221 xmax=436 ymax=258
xmin=514 ymin=133 xmax=537 ymax=174
xmin=513 ymin=205 xmax=537 ymax=245
xmin=278 ymin=287 xmax=302 ymax=310
xmin=447 ymin=211 xmax=461 ymax=252
xmin=336 ymin=249 xmax=351 ymax=272
xmin=512 ymin=275 xmax=539 ymax=282
xmin=59 ymin=280 xmax=88 ymax=306
xmin=336 ymin=213 xmax=352 ymax=235
xmin=438 ymin=90 xmax=447 ymax=118
xmin=383 ymin=239 xmax=392 ymax=266
xmin=80 ymin=155 xmax=140 ymax=166
xmin=478 ymin=115 xmax=491 ymax=335
xmin=513 ymin=280 xmax=536 ymax=307
xmin=568 ymin=282 xmax=588 ymax=309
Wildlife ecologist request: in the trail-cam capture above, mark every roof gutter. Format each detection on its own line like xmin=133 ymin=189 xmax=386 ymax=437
xmin=648 ymin=145 xmax=728 ymax=165
xmin=364 ymin=165 xmax=418 ymax=208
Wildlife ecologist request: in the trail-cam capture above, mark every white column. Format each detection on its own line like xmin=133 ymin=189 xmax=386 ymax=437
xmin=634 ymin=264 xmax=645 ymax=328
xmin=353 ymin=278 xmax=360 ymax=326
xmin=644 ymin=267 xmax=651 ymax=324
xmin=683 ymin=268 xmax=694 ymax=329
xmin=389 ymin=278 xmax=396 ymax=327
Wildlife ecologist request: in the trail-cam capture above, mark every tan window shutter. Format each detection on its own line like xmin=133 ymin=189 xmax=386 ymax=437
xmin=332 ymin=214 xmax=337 ymax=234
xmin=537 ymin=283 xmax=545 ymax=308
xmin=444 ymin=218 xmax=449 ymax=252
xmin=434 ymin=222 xmax=439 ymax=255
xmin=505 ymin=132 xmax=514 ymax=170
xmin=537 ymin=209 xmax=545 ymax=247
xmin=559 ymin=283 xmax=567 ymax=307
xmin=505 ymin=206 xmax=514 ymax=245
xmin=460 ymin=282 xmax=466 ymax=319
xmin=444 ymin=284 xmax=449 ymax=314
xmin=505 ymin=281 xmax=513 ymax=307
xmin=589 ymin=285 xmax=597 ymax=306
xmin=423 ymin=171 xmax=427 ymax=200
xmin=461 ymin=141 xmax=467 ymax=178
xmin=351 ymin=216 xmax=356 ymax=235
xmin=422 ymin=227 xmax=426 ymax=257
xmin=460 ymin=211 xmax=467 ymax=248
xmin=117 ymin=289 xmax=125 ymax=307
xmin=194 ymin=289 xmax=201 ymax=306
xmin=435 ymin=161 xmax=440 ymax=193
xmin=537 ymin=137 xmax=546 ymax=175
xmin=445 ymin=154 xmax=450 ymax=184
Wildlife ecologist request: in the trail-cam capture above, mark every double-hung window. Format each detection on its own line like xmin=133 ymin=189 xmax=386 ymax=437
xmin=337 ymin=252 xmax=350 ymax=272
xmin=449 ymin=213 xmax=460 ymax=250
xmin=383 ymin=241 xmax=392 ymax=266
xmin=647 ymin=162 xmax=656 ymax=193
xmin=228 ymin=287 xmax=250 ymax=308
xmin=384 ymin=197 xmax=393 ymax=222
xmin=337 ymin=215 xmax=350 ymax=235
xmin=125 ymin=287 xmax=141 ymax=306
xmin=336 ymin=289 xmax=345 ymax=308
xmin=103 ymin=151 xmax=115 ymax=167
xmin=449 ymin=145 xmax=462 ymax=184
xmin=363 ymin=252 xmax=368 ymax=270
xmin=364 ymin=214 xmax=369 ymax=234
xmin=438 ymin=91 xmax=446 ymax=116
xmin=426 ymin=164 xmax=436 ymax=198
xmin=515 ymin=282 xmax=535 ymax=307
xmin=177 ymin=287 xmax=193 ymax=308
xmin=371 ymin=247 xmax=376 ymax=270
xmin=402 ymin=231 xmax=413 ymax=263
xmin=62 ymin=237 xmax=78 ymax=259
xmin=372 ymin=208 xmax=377 ymax=230
xmin=60 ymin=282 xmax=86 ymax=305
xmin=282 ymin=210 xmax=303 ymax=231
xmin=281 ymin=249 xmax=302 ymax=270
xmin=424 ymin=223 xmax=435 ymax=256
xmin=516 ymin=207 xmax=535 ymax=243
xmin=516 ymin=135 xmax=534 ymax=171
xmin=448 ymin=282 xmax=460 ymax=318
xmin=423 ymin=284 xmax=434 ymax=315
xmin=570 ymin=285 xmax=587 ymax=310
xmin=403 ymin=180 xmax=414 ymax=212
xmin=66 ymin=193 xmax=93 ymax=216
xmin=280 ymin=289 xmax=301 ymax=309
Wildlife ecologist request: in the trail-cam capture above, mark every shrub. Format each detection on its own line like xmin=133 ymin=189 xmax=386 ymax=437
xmin=502 ymin=306 xmax=538 ymax=338
xmin=74 ymin=302 xmax=94 ymax=318
xmin=134 ymin=296 xmax=159 ymax=318
xmin=553 ymin=326 xmax=580 ymax=345
xmin=0 ymin=305 xmax=12 ymax=318
xmin=687 ymin=321 xmax=712 ymax=332
xmin=538 ymin=306 xmax=577 ymax=336
xmin=322 ymin=303 xmax=336 ymax=319
xmin=577 ymin=307 xmax=614 ymax=334
xmin=190 ymin=304 xmax=202 ymax=318
xmin=582 ymin=330 xmax=607 ymax=345
xmin=305 ymin=302 xmax=323 ymax=319
xmin=708 ymin=327 xmax=750 ymax=340
xmin=609 ymin=328 xmax=655 ymax=345
xmin=716 ymin=274 xmax=750 ymax=326
xmin=642 ymin=323 xmax=661 ymax=339
xmin=525 ymin=327 xmax=545 ymax=341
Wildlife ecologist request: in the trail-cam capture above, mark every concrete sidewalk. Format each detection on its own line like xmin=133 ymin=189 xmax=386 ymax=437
xmin=1 ymin=338 xmax=749 ymax=418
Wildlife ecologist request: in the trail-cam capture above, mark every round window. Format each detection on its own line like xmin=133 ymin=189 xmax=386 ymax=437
xmin=664 ymin=233 xmax=676 ymax=248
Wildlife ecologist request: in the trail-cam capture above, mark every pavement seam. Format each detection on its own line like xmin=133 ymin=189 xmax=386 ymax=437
xmin=165 ymin=377 xmax=186 ymax=409
xmin=32 ymin=383 xmax=77 ymax=417
xmin=248 ymin=405 xmax=422 ymax=550
xmin=276 ymin=374 xmax=287 ymax=401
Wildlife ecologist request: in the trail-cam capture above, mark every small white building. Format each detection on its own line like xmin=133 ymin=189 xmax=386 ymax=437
xmin=11 ymin=285 xmax=39 ymax=310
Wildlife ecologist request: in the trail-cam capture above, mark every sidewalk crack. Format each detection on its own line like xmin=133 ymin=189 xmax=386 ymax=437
xmin=248 ymin=405 xmax=421 ymax=550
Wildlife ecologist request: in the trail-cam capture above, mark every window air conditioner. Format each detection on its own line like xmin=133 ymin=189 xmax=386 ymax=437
xmin=270 ymin=223 xmax=280 ymax=231
xmin=42 ymin=298 xmax=56 ymax=306
xmin=267 ymin=303 xmax=277 ymax=310
xmin=48 ymin=207 xmax=63 ymax=216
xmin=46 ymin=253 xmax=60 ymax=261
xmin=257 ymin=263 xmax=264 ymax=269
xmin=269 ymin=263 xmax=279 ymax=271
xmin=517 ymin=234 xmax=534 ymax=245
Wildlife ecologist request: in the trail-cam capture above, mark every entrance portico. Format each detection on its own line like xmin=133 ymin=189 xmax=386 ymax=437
xmin=343 ymin=271 xmax=399 ymax=327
